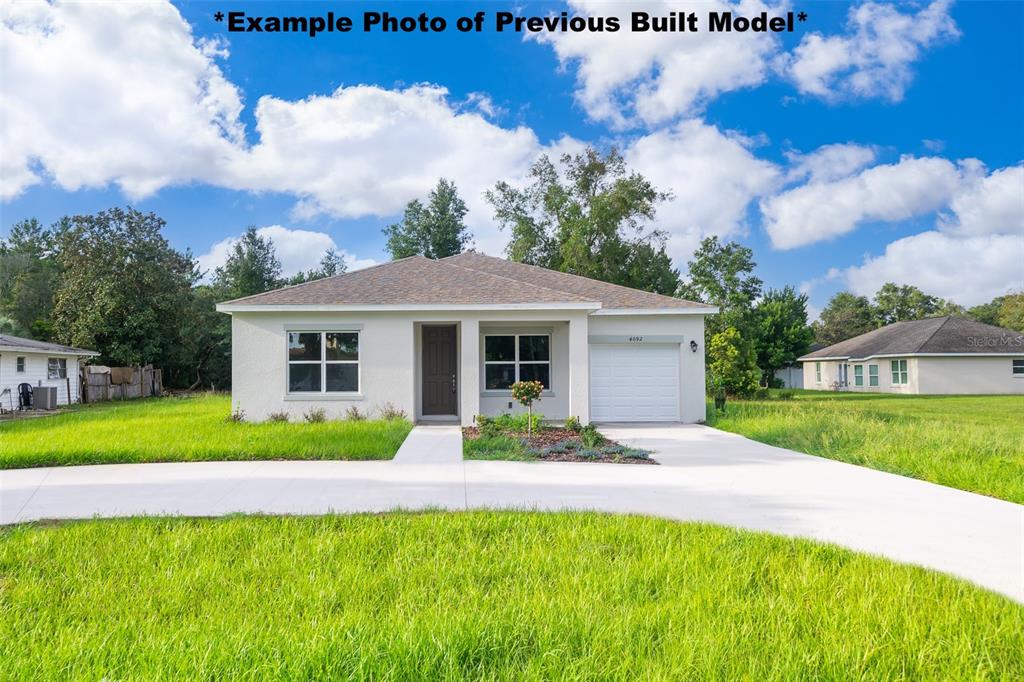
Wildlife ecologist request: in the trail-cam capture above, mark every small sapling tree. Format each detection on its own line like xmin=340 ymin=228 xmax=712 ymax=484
xmin=510 ymin=380 xmax=544 ymax=436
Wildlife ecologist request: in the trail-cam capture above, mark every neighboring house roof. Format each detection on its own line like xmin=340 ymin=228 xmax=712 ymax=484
xmin=799 ymin=316 xmax=1024 ymax=361
xmin=219 ymin=253 xmax=716 ymax=312
xmin=0 ymin=334 xmax=99 ymax=356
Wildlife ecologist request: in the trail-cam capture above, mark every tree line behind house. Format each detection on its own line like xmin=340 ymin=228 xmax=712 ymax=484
xmin=2 ymin=148 xmax=1021 ymax=395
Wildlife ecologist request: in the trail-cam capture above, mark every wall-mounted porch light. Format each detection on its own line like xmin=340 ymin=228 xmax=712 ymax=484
xmin=689 ymin=340 xmax=699 ymax=353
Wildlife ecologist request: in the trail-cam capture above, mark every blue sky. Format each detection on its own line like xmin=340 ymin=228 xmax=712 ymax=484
xmin=2 ymin=0 xmax=1022 ymax=314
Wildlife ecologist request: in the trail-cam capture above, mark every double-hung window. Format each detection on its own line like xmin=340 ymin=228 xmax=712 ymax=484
xmin=1012 ymin=359 xmax=1024 ymax=376
xmin=484 ymin=334 xmax=550 ymax=390
xmin=47 ymin=358 xmax=67 ymax=379
xmin=853 ymin=365 xmax=863 ymax=387
xmin=868 ymin=364 xmax=879 ymax=387
xmin=287 ymin=331 xmax=359 ymax=393
xmin=815 ymin=362 xmax=821 ymax=384
xmin=16 ymin=356 xmax=25 ymax=373
xmin=890 ymin=359 xmax=908 ymax=385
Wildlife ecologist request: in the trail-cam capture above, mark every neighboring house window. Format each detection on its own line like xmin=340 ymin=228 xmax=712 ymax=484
xmin=47 ymin=358 xmax=67 ymax=379
xmin=484 ymin=334 xmax=550 ymax=390
xmin=287 ymin=331 xmax=359 ymax=393
xmin=890 ymin=359 xmax=908 ymax=385
xmin=815 ymin=362 xmax=821 ymax=384
xmin=1013 ymin=359 xmax=1024 ymax=376
xmin=853 ymin=365 xmax=863 ymax=387
xmin=16 ymin=356 xmax=26 ymax=373
xmin=868 ymin=364 xmax=879 ymax=387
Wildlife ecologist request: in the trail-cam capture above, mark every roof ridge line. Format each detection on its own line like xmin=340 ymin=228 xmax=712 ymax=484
xmin=448 ymin=251 xmax=709 ymax=307
xmin=913 ymin=315 xmax=953 ymax=353
xmin=220 ymin=255 xmax=424 ymax=305
xmin=439 ymin=259 xmax=597 ymax=304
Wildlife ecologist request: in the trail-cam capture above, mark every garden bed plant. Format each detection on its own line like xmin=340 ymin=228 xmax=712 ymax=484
xmin=463 ymin=413 xmax=656 ymax=464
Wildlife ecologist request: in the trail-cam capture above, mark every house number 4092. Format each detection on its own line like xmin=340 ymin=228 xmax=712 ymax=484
xmin=628 ymin=336 xmax=644 ymax=343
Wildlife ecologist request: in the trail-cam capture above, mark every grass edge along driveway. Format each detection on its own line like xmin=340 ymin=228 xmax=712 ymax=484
xmin=706 ymin=391 xmax=1024 ymax=504
xmin=1 ymin=512 xmax=1021 ymax=680
xmin=0 ymin=394 xmax=412 ymax=469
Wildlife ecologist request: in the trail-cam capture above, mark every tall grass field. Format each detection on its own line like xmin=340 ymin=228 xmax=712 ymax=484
xmin=1 ymin=512 xmax=1020 ymax=680
xmin=707 ymin=392 xmax=1024 ymax=503
xmin=0 ymin=395 xmax=412 ymax=468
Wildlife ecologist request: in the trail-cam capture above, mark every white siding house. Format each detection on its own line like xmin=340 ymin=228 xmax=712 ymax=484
xmin=800 ymin=317 xmax=1024 ymax=395
xmin=218 ymin=253 xmax=717 ymax=425
xmin=0 ymin=335 xmax=99 ymax=410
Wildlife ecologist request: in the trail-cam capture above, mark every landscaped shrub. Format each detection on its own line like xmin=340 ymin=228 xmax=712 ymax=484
xmin=345 ymin=406 xmax=366 ymax=421
xmin=475 ymin=415 xmax=501 ymax=437
xmin=377 ymin=402 xmax=407 ymax=420
xmin=621 ymin=448 xmax=651 ymax=460
xmin=492 ymin=412 xmax=543 ymax=433
xmin=580 ymin=424 xmax=605 ymax=448
xmin=578 ymin=448 xmax=601 ymax=459
xmin=304 ymin=408 xmax=327 ymax=423
xmin=510 ymin=380 xmax=544 ymax=436
xmin=565 ymin=416 xmax=582 ymax=432
xmin=544 ymin=443 xmax=569 ymax=454
xmin=267 ymin=411 xmax=289 ymax=422
xmin=600 ymin=444 xmax=625 ymax=455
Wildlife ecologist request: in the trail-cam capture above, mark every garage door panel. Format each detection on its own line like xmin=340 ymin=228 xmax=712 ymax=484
xmin=590 ymin=344 xmax=680 ymax=422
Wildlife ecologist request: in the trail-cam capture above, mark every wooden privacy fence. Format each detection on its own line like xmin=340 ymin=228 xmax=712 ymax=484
xmin=81 ymin=365 xmax=163 ymax=403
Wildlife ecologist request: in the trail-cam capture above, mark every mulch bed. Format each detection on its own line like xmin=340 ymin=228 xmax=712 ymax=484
xmin=462 ymin=427 xmax=658 ymax=465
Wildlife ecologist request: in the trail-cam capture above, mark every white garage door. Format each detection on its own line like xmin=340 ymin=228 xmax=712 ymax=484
xmin=590 ymin=344 xmax=680 ymax=422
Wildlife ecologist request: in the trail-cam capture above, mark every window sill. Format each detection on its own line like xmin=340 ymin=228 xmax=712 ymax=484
xmin=283 ymin=393 xmax=364 ymax=401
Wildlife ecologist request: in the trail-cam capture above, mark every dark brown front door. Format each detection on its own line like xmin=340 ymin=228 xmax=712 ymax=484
xmin=422 ymin=325 xmax=457 ymax=415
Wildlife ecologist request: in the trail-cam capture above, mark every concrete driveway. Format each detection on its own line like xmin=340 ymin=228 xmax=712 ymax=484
xmin=2 ymin=424 xmax=1021 ymax=602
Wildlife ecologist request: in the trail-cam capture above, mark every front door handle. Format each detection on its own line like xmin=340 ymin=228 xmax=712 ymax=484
xmin=452 ymin=374 xmax=457 ymax=393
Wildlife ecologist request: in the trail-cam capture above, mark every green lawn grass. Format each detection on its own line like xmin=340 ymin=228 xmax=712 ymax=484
xmin=0 ymin=395 xmax=412 ymax=468
xmin=707 ymin=391 xmax=1024 ymax=503
xmin=1 ymin=512 xmax=1019 ymax=680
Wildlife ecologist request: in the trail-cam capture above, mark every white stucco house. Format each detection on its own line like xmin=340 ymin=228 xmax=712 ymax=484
xmin=0 ymin=334 xmax=99 ymax=411
xmin=799 ymin=316 xmax=1024 ymax=394
xmin=217 ymin=252 xmax=717 ymax=425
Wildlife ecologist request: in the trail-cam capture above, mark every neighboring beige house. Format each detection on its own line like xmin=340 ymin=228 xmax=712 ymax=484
xmin=217 ymin=252 xmax=717 ymax=425
xmin=799 ymin=316 xmax=1024 ymax=394
xmin=0 ymin=334 xmax=99 ymax=410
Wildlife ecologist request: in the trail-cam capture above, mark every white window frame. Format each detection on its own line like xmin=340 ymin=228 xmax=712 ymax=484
xmin=1012 ymin=359 xmax=1024 ymax=376
xmin=286 ymin=331 xmax=360 ymax=395
xmin=47 ymin=357 xmax=67 ymax=380
xmin=815 ymin=362 xmax=821 ymax=384
xmin=483 ymin=333 xmax=552 ymax=391
xmin=890 ymin=359 xmax=908 ymax=385
xmin=868 ymin=364 xmax=879 ymax=387
xmin=853 ymin=364 xmax=863 ymax=387
xmin=16 ymin=356 xmax=26 ymax=373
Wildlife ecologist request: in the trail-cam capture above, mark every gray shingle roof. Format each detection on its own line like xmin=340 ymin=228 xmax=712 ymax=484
xmin=0 ymin=334 xmax=99 ymax=356
xmin=221 ymin=253 xmax=714 ymax=310
xmin=799 ymin=316 xmax=1024 ymax=361
xmin=443 ymin=252 xmax=714 ymax=310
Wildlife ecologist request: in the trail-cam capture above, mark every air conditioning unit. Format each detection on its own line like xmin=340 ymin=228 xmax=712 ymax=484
xmin=35 ymin=386 xmax=58 ymax=410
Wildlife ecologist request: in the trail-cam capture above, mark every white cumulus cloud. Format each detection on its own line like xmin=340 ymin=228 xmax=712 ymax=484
xmin=535 ymin=0 xmax=784 ymax=128
xmin=762 ymin=155 xmax=967 ymax=249
xmin=782 ymin=0 xmax=959 ymax=102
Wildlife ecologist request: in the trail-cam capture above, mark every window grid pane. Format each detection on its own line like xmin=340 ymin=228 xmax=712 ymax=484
xmin=288 ymin=331 xmax=359 ymax=393
xmin=1013 ymin=359 xmax=1024 ymax=375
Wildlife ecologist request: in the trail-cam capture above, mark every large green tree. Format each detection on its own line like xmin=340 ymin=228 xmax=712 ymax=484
xmin=872 ymin=283 xmax=939 ymax=325
xmin=384 ymin=179 xmax=471 ymax=260
xmin=287 ymin=248 xmax=347 ymax=285
xmin=212 ymin=227 xmax=283 ymax=300
xmin=50 ymin=208 xmax=196 ymax=368
xmin=753 ymin=286 xmax=814 ymax=386
xmin=486 ymin=148 xmax=680 ymax=295
xmin=0 ymin=218 xmax=62 ymax=339
xmin=997 ymin=292 xmax=1024 ymax=331
xmin=812 ymin=292 xmax=877 ymax=346
xmin=678 ymin=236 xmax=762 ymax=393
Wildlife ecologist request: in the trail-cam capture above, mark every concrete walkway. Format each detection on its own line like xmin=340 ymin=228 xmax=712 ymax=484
xmin=392 ymin=425 xmax=463 ymax=464
xmin=2 ymin=424 xmax=1021 ymax=602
